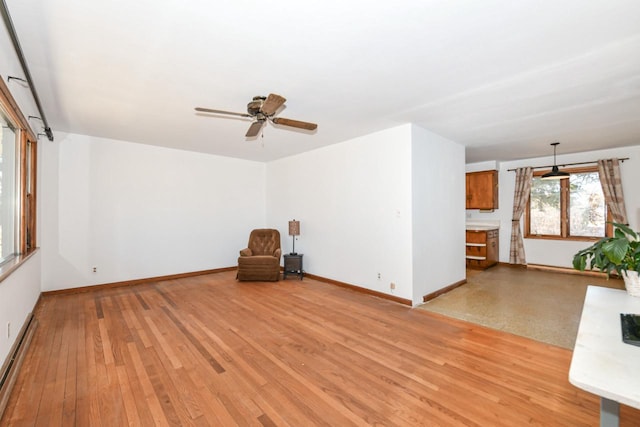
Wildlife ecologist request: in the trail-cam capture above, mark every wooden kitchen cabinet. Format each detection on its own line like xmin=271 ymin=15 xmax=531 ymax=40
xmin=466 ymin=229 xmax=499 ymax=269
xmin=466 ymin=170 xmax=498 ymax=210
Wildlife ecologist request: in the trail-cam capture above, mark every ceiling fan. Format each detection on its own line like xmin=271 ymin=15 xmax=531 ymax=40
xmin=195 ymin=93 xmax=318 ymax=138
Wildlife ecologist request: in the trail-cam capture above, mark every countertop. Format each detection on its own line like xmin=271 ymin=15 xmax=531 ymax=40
xmin=569 ymin=286 xmax=640 ymax=410
xmin=466 ymin=225 xmax=499 ymax=231
xmin=466 ymin=220 xmax=500 ymax=231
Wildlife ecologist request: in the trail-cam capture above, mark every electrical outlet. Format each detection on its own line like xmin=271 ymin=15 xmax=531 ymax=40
xmin=377 ymin=273 xmax=381 ymax=280
xmin=6 ymin=321 xmax=10 ymax=339
xmin=92 ymin=267 xmax=97 ymax=273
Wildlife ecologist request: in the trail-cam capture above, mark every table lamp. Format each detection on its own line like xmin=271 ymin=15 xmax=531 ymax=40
xmin=288 ymin=219 xmax=300 ymax=255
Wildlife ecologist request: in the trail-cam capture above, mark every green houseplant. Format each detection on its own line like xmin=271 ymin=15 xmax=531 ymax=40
xmin=573 ymin=223 xmax=640 ymax=297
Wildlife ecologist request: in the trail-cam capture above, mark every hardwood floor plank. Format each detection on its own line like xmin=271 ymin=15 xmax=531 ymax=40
xmin=95 ymin=324 xmax=129 ymax=426
xmin=138 ymin=340 xmax=183 ymax=425
xmin=161 ymin=306 xmax=225 ymax=374
xmin=3 ymin=270 xmax=640 ymax=426
xmin=115 ymin=364 xmax=142 ymax=426
xmin=73 ymin=297 xmax=92 ymax=427
xmin=87 ymin=296 xmax=106 ymax=427
xmin=257 ymin=413 xmax=277 ymax=427
xmin=143 ymin=316 xmax=183 ymax=370
xmin=33 ymin=296 xmax=67 ymax=426
xmin=126 ymin=341 xmax=172 ymax=426
xmin=188 ymin=314 xmax=268 ymax=387
xmin=62 ymin=298 xmax=79 ymax=426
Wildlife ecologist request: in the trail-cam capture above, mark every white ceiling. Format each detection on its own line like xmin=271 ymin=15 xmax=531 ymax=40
xmin=5 ymin=0 xmax=640 ymax=163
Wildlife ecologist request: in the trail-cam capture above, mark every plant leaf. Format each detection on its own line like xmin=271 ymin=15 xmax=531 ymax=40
xmin=602 ymin=239 xmax=629 ymax=264
xmin=573 ymin=255 xmax=587 ymax=271
xmin=612 ymin=222 xmax=637 ymax=239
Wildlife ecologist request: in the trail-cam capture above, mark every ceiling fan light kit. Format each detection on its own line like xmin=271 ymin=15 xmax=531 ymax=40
xmin=541 ymin=142 xmax=570 ymax=180
xmin=195 ymin=93 xmax=317 ymax=138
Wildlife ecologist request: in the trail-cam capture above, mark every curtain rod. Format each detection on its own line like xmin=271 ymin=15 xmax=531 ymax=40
xmin=0 ymin=0 xmax=54 ymax=141
xmin=507 ymin=158 xmax=629 ymax=172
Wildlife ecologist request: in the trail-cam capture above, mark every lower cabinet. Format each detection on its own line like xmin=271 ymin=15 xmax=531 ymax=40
xmin=466 ymin=229 xmax=499 ymax=269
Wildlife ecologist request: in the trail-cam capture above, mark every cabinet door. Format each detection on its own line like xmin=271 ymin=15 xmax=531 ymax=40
xmin=486 ymin=230 xmax=499 ymax=267
xmin=466 ymin=170 xmax=498 ymax=209
xmin=465 ymin=230 xmax=487 ymax=244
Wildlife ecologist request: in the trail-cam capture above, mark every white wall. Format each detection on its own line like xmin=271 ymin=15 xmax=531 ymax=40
xmin=267 ymin=124 xmax=466 ymax=306
xmin=467 ymin=145 xmax=640 ymax=268
xmin=411 ymin=125 xmax=466 ymax=304
xmin=266 ymin=125 xmax=414 ymax=301
xmin=465 ymin=160 xmax=498 ymax=173
xmin=39 ymin=133 xmax=266 ymax=291
xmin=0 ymin=252 xmax=41 ymax=369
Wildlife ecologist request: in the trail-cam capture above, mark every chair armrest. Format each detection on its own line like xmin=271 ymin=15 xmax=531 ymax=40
xmin=274 ymin=248 xmax=281 ymax=258
xmin=239 ymin=248 xmax=252 ymax=256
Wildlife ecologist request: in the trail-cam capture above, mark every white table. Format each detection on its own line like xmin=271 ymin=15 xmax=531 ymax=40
xmin=570 ymin=286 xmax=640 ymax=427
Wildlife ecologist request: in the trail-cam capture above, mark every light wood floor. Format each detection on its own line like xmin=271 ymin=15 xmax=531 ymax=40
xmin=3 ymin=271 xmax=640 ymax=426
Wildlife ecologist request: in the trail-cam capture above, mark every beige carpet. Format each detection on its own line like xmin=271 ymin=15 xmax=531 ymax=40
xmin=417 ymin=265 xmax=625 ymax=349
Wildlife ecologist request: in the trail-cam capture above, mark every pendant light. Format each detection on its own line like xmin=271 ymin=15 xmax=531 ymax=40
xmin=541 ymin=142 xmax=570 ymax=180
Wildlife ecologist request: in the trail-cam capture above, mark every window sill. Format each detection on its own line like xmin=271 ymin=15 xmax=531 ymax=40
xmin=0 ymin=249 xmax=39 ymax=285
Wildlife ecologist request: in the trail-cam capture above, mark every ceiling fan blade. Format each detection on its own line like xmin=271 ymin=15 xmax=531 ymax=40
xmin=260 ymin=93 xmax=286 ymax=116
xmin=195 ymin=107 xmax=251 ymax=118
xmin=272 ymin=117 xmax=318 ymax=131
xmin=245 ymin=120 xmax=266 ymax=137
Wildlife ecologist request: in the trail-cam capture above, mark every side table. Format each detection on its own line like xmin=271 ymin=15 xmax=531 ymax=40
xmin=283 ymin=253 xmax=304 ymax=280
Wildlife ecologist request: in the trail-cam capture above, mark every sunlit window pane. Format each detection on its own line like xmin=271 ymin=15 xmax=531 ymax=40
xmin=529 ymin=177 xmax=561 ymax=235
xmin=0 ymin=111 xmax=16 ymax=262
xmin=569 ymin=172 xmax=605 ymax=237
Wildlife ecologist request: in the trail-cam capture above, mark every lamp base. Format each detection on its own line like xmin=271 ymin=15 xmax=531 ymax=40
xmin=289 ymin=252 xmax=298 ymax=255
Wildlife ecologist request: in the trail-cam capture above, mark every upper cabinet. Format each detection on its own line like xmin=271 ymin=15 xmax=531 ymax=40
xmin=466 ymin=170 xmax=498 ymax=210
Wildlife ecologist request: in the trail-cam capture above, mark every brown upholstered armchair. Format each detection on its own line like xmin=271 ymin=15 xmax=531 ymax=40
xmin=237 ymin=229 xmax=282 ymax=281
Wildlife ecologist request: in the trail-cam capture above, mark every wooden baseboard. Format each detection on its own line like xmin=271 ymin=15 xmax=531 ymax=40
xmin=422 ymin=278 xmax=467 ymax=303
xmin=498 ymin=261 xmax=526 ymax=269
xmin=42 ymin=267 xmax=237 ymax=296
xmin=0 ymin=312 xmax=37 ymax=419
xmin=304 ymin=273 xmax=413 ymax=306
xmin=41 ymin=267 xmax=416 ymax=307
xmin=526 ymin=263 xmax=620 ymax=279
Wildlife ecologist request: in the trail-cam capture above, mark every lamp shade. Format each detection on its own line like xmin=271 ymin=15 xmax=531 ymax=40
xmin=288 ymin=220 xmax=300 ymax=236
xmin=541 ymin=165 xmax=570 ymax=180
xmin=541 ymin=142 xmax=570 ymax=180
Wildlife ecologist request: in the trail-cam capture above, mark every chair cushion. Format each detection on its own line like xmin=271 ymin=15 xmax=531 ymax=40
xmin=248 ymin=229 xmax=280 ymax=256
xmin=238 ymin=255 xmax=279 ymax=267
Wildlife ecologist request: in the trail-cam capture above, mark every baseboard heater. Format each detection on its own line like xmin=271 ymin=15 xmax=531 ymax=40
xmin=0 ymin=313 xmax=37 ymax=418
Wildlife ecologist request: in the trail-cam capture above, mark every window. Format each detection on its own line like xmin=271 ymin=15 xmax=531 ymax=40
xmin=0 ymin=79 xmax=38 ymax=267
xmin=526 ymin=167 xmax=610 ymax=240
xmin=0 ymin=111 xmax=17 ymax=262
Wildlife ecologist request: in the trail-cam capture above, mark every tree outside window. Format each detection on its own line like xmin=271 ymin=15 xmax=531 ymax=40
xmin=526 ymin=167 xmax=609 ymax=240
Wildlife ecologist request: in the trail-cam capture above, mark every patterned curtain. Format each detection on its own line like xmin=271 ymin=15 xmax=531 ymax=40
xmin=597 ymin=159 xmax=628 ymax=224
xmin=510 ymin=167 xmax=533 ymax=265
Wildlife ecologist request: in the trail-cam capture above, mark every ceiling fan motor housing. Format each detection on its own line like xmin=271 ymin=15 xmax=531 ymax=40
xmin=247 ymin=96 xmax=266 ymax=116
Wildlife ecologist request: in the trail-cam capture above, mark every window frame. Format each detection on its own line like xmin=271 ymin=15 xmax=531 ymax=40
xmin=524 ymin=166 xmax=612 ymax=241
xmin=0 ymin=76 xmax=38 ymax=268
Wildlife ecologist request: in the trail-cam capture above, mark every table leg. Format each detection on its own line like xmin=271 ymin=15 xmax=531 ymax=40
xmin=601 ymin=398 xmax=619 ymax=427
